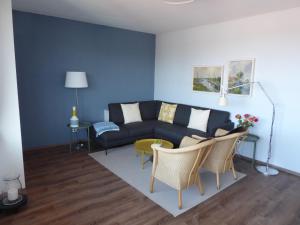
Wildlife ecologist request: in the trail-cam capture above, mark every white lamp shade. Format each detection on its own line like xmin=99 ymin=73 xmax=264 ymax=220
xmin=65 ymin=71 xmax=88 ymax=88
xmin=218 ymin=95 xmax=228 ymax=106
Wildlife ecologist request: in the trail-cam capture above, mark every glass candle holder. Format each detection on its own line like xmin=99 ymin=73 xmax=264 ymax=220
xmin=2 ymin=174 xmax=23 ymax=205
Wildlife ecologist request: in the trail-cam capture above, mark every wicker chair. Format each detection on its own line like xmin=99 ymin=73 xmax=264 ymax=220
xmin=150 ymin=138 xmax=216 ymax=209
xmin=203 ymin=131 xmax=248 ymax=190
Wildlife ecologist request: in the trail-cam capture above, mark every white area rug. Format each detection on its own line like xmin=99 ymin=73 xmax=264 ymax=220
xmin=89 ymin=145 xmax=246 ymax=217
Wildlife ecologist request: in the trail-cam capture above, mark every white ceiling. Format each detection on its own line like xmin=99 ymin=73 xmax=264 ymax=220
xmin=12 ymin=0 xmax=300 ymax=34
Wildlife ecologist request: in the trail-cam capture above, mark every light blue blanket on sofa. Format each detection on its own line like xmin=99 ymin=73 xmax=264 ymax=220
xmin=93 ymin=122 xmax=119 ymax=137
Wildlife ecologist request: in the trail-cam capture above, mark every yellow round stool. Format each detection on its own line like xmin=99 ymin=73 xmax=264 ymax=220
xmin=134 ymin=139 xmax=174 ymax=169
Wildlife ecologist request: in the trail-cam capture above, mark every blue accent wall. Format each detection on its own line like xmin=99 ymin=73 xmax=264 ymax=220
xmin=13 ymin=11 xmax=155 ymax=150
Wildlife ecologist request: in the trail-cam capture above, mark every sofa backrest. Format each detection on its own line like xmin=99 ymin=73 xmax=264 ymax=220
xmin=156 ymin=101 xmax=233 ymax=136
xmin=109 ymin=100 xmax=233 ymax=136
xmin=108 ymin=101 xmax=157 ymax=124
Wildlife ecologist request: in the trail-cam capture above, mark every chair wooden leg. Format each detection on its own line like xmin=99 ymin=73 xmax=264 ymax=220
xmin=231 ymin=161 xmax=237 ymax=180
xmin=178 ymin=190 xmax=182 ymax=209
xmin=197 ymin=175 xmax=204 ymax=195
xmin=150 ymin=176 xmax=155 ymax=193
xmin=216 ymin=172 xmax=220 ymax=190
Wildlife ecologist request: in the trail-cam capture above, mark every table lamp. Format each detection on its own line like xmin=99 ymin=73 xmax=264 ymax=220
xmin=65 ymin=71 xmax=88 ymax=118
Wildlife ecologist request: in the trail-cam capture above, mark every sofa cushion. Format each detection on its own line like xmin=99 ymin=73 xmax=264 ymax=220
xmin=139 ymin=101 xmax=157 ymax=120
xmin=99 ymin=126 xmax=129 ymax=142
xmin=187 ymin=108 xmax=211 ymax=132
xmin=122 ymin=120 xmax=158 ymax=137
xmin=154 ymin=122 xmax=191 ymax=146
xmin=121 ymin=103 xmax=142 ymax=124
xmin=158 ymin=102 xmax=177 ymax=124
xmin=166 ymin=102 xmax=232 ymax=135
xmin=173 ymin=104 xmax=191 ymax=127
xmin=185 ymin=127 xmax=208 ymax=139
xmin=108 ymin=103 xmax=125 ymax=125
xmin=207 ymin=110 xmax=231 ymax=136
xmin=109 ymin=101 xmax=158 ymax=124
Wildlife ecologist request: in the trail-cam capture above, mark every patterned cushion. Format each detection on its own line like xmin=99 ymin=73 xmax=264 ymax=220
xmin=158 ymin=102 xmax=177 ymax=124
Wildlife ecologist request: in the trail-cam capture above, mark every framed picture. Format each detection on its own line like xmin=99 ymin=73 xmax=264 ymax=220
xmin=193 ymin=66 xmax=223 ymax=93
xmin=228 ymin=59 xmax=255 ymax=95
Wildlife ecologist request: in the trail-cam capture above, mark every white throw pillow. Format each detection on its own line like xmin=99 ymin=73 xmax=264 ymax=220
xmin=121 ymin=103 xmax=142 ymax=124
xmin=187 ymin=108 xmax=211 ymax=132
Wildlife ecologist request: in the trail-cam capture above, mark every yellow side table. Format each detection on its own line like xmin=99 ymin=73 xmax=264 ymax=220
xmin=134 ymin=139 xmax=174 ymax=169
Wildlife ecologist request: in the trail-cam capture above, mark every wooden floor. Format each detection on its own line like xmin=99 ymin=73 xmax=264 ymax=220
xmin=1 ymin=146 xmax=300 ymax=225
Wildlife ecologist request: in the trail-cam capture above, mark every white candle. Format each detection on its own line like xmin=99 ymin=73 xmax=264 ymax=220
xmin=7 ymin=188 xmax=18 ymax=201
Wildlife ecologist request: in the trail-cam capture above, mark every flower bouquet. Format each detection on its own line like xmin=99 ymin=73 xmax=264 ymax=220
xmin=235 ymin=114 xmax=259 ymax=129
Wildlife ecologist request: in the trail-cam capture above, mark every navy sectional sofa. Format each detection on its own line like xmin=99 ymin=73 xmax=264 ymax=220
xmin=91 ymin=100 xmax=234 ymax=151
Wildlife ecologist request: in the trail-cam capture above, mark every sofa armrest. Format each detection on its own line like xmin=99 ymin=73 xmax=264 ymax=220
xmin=208 ymin=121 xmax=234 ymax=137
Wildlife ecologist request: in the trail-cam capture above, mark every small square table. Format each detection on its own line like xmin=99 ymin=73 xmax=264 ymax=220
xmin=67 ymin=122 xmax=91 ymax=152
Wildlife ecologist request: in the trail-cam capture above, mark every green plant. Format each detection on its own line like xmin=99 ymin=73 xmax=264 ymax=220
xmin=235 ymin=114 xmax=259 ymax=129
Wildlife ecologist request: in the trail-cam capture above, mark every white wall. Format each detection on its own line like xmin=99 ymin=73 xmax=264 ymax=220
xmin=155 ymin=7 xmax=300 ymax=173
xmin=0 ymin=0 xmax=25 ymax=188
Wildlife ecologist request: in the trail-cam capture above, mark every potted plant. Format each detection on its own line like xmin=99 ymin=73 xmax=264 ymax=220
xmin=235 ymin=114 xmax=259 ymax=130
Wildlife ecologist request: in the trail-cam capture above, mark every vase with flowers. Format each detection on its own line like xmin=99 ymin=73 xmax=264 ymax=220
xmin=235 ymin=114 xmax=259 ymax=130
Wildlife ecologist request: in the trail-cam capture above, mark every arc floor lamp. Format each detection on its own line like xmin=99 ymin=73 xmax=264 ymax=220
xmin=219 ymin=82 xmax=279 ymax=176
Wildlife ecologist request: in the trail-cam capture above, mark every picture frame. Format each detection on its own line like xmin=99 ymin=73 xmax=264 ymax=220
xmin=227 ymin=59 xmax=255 ymax=95
xmin=192 ymin=66 xmax=224 ymax=93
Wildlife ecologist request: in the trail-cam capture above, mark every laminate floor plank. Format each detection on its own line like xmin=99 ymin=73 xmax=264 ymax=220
xmin=1 ymin=146 xmax=299 ymax=225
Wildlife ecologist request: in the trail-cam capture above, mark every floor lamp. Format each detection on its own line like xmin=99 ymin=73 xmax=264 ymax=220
xmin=65 ymin=71 xmax=88 ymax=117
xmin=219 ymin=81 xmax=279 ymax=176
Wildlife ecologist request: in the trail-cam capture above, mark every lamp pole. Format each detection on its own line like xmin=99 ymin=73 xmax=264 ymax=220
xmin=75 ymin=88 xmax=79 ymax=115
xmin=221 ymin=82 xmax=279 ymax=176
xmin=65 ymin=71 xmax=88 ymax=119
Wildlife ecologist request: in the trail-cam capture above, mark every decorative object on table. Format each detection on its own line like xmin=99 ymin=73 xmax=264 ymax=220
xmin=235 ymin=113 xmax=259 ymax=129
xmin=218 ymin=81 xmax=279 ymax=176
xmin=227 ymin=59 xmax=255 ymax=95
xmin=193 ymin=66 xmax=223 ymax=93
xmin=134 ymin=139 xmax=173 ymax=169
xmin=93 ymin=121 xmax=119 ymax=137
xmin=70 ymin=106 xmax=79 ymax=128
xmin=65 ymin=71 xmax=88 ymax=117
xmin=67 ymin=122 xmax=91 ymax=153
xmin=1 ymin=175 xmax=26 ymax=209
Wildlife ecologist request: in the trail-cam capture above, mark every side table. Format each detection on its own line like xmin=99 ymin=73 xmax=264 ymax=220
xmin=67 ymin=122 xmax=91 ymax=153
xmin=239 ymin=133 xmax=260 ymax=168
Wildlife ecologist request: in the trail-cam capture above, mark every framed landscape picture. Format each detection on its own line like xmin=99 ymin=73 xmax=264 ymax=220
xmin=193 ymin=66 xmax=223 ymax=93
xmin=228 ymin=59 xmax=255 ymax=95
